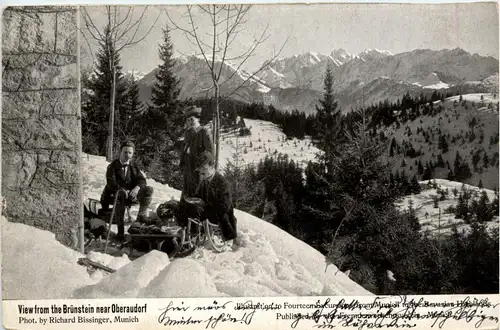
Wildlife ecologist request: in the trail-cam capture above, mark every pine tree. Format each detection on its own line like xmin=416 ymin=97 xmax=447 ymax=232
xmin=136 ymin=27 xmax=183 ymax=187
xmin=82 ymin=24 xmax=127 ymax=157
xmin=315 ymin=65 xmax=341 ymax=163
xmin=438 ymin=134 xmax=449 ymax=153
xmin=454 ymin=152 xmax=462 ymax=173
xmin=453 ymin=150 xmax=472 ymax=182
xmin=433 ymin=195 xmax=439 ymax=208
xmin=306 ymin=106 xmax=443 ymax=294
xmin=474 ymin=191 xmax=492 ymax=222
xmin=422 ymin=164 xmax=433 ymax=181
xmin=483 ymin=153 xmax=490 ymax=168
xmin=455 ymin=192 xmax=469 ymax=220
xmin=389 ymin=138 xmax=396 ymax=157
xmin=418 ymin=160 xmax=424 ymax=174
xmin=410 ymin=175 xmax=421 ymax=194
xmin=437 ymin=154 xmax=445 ymax=168
xmin=117 ymin=75 xmax=144 ymax=144
xmin=407 ymin=198 xmax=421 ymax=231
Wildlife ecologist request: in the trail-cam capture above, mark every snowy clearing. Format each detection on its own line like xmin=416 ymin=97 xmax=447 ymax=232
xmin=218 ymin=118 xmax=321 ymax=170
xmin=423 ymin=82 xmax=450 ymax=90
xmin=396 ymin=179 xmax=499 ymax=236
xmin=446 ymin=93 xmax=498 ymax=104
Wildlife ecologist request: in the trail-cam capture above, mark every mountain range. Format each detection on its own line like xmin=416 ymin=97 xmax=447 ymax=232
xmin=135 ymin=48 xmax=499 ymax=114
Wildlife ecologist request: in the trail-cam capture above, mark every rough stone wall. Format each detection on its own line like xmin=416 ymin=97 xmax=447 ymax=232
xmin=2 ymin=6 xmax=81 ymax=246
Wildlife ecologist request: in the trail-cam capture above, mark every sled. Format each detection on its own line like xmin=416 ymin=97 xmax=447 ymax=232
xmin=83 ymin=196 xmax=228 ymax=259
xmin=122 ymin=215 xmax=228 ymax=259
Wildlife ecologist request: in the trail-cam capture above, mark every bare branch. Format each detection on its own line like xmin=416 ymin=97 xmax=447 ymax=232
xmin=80 ymin=26 xmax=96 ymax=64
xmin=81 ymin=8 xmax=105 ymax=42
xmin=112 ymin=6 xmax=133 ymax=33
xmin=217 ymin=5 xmax=240 ymax=80
xmin=115 ymin=6 xmax=149 ymax=42
xmin=116 ymin=7 xmax=136 ymax=40
xmin=210 ymin=5 xmax=217 ymax=80
xmin=218 ymin=24 xmax=271 ymax=85
xmin=185 ymin=5 xmax=214 ymax=74
xmin=220 ymin=36 xmax=289 ymax=102
xmin=116 ymin=8 xmax=160 ymax=52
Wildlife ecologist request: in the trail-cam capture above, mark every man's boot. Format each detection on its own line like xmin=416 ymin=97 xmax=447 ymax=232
xmin=136 ymin=190 xmax=153 ymax=223
xmin=114 ymin=202 xmax=126 ymax=242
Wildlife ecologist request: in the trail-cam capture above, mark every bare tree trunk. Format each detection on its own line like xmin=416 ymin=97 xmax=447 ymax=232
xmin=107 ymin=63 xmax=116 ymax=161
xmin=215 ymin=82 xmax=220 ymax=170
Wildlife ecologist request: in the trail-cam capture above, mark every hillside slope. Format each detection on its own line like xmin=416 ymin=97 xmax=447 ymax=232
xmin=218 ymin=118 xmax=321 ymax=170
xmin=397 ymin=179 xmax=499 ymax=236
xmin=386 ymin=93 xmax=499 ymax=189
xmin=1 ymin=153 xmax=371 ymax=300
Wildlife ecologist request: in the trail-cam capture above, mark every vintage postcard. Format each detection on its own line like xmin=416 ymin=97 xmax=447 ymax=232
xmin=1 ymin=2 xmax=499 ymax=329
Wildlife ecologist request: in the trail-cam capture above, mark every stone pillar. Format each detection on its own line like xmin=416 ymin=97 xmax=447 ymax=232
xmin=2 ymin=6 xmax=82 ymax=247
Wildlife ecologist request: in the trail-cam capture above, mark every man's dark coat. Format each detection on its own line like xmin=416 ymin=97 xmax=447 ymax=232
xmin=103 ymin=159 xmax=147 ymax=194
xmin=195 ymin=172 xmax=238 ymax=240
xmin=180 ymin=127 xmax=214 ymax=197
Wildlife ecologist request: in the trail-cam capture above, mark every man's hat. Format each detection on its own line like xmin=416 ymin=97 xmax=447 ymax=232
xmin=184 ymin=105 xmax=202 ymax=118
xmin=195 ymin=151 xmax=215 ymax=171
xmin=121 ymin=140 xmax=135 ymax=150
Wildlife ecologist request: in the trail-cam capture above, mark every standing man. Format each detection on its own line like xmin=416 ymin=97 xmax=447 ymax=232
xmin=100 ymin=141 xmax=154 ymax=241
xmin=180 ymin=105 xmax=214 ymax=198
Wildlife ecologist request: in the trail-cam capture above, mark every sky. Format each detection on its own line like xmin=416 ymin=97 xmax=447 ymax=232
xmin=80 ymin=3 xmax=499 ymax=74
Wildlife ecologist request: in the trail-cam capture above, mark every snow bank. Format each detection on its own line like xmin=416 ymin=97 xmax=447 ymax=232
xmin=139 ymin=258 xmax=221 ymax=298
xmin=87 ymin=251 xmax=131 ymax=270
xmin=74 ymin=250 xmax=170 ymax=299
xmin=233 ymin=210 xmax=369 ymax=296
xmin=1 ymin=217 xmax=93 ymax=300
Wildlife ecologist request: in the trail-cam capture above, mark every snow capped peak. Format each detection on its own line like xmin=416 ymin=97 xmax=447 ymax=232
xmin=308 ymin=52 xmax=322 ymax=64
xmin=289 ymin=52 xmax=326 ymax=65
xmin=358 ymin=48 xmax=393 ymax=60
xmin=330 ymin=48 xmax=351 ymax=58
xmin=174 ymin=55 xmax=190 ymax=64
xmin=329 ymin=48 xmax=354 ymax=65
xmin=361 ymin=48 xmax=393 ymax=55
xmin=125 ymin=70 xmax=147 ymax=82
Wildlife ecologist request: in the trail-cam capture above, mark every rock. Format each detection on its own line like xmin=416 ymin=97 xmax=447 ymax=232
xmin=2 ymin=6 xmax=80 ymax=246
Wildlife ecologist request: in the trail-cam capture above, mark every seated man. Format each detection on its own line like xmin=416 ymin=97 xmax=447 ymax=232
xmin=191 ymin=151 xmax=238 ymax=241
xmin=100 ymin=141 xmax=154 ymax=241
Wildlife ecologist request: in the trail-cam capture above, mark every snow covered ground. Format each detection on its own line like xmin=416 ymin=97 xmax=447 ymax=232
xmin=2 ymin=153 xmax=370 ymax=300
xmin=423 ymin=82 xmax=450 ymax=90
xmin=218 ymin=118 xmax=321 ymax=170
xmin=396 ymin=179 xmax=499 ymax=236
xmin=446 ymin=93 xmax=498 ymax=105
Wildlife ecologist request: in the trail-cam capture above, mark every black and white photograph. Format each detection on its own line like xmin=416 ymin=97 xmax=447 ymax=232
xmin=2 ymin=2 xmax=499 ymax=303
